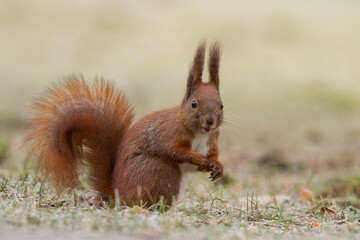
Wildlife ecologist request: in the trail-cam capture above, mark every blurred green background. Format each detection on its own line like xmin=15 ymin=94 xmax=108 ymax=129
xmin=1 ymin=0 xmax=360 ymax=195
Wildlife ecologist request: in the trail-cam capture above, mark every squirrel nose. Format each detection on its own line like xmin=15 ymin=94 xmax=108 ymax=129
xmin=206 ymin=116 xmax=214 ymax=126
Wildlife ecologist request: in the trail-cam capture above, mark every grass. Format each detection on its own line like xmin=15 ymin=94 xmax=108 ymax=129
xmin=2 ymin=140 xmax=360 ymax=240
xmin=2 ymin=117 xmax=360 ymax=240
xmin=1 ymin=171 xmax=360 ymax=240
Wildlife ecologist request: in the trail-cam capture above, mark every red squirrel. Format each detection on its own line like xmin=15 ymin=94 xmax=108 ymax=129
xmin=25 ymin=41 xmax=224 ymax=207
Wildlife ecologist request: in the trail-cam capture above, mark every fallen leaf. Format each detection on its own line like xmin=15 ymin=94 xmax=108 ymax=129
xmin=321 ymin=206 xmax=336 ymax=218
xmin=305 ymin=222 xmax=322 ymax=228
xmin=125 ymin=205 xmax=149 ymax=214
xmin=299 ymin=187 xmax=316 ymax=206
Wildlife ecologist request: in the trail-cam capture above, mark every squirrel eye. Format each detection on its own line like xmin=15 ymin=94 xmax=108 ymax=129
xmin=191 ymin=101 xmax=197 ymax=108
xmin=220 ymin=104 xmax=223 ymax=110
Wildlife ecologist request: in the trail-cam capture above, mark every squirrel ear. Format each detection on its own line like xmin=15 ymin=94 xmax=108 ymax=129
xmin=208 ymin=42 xmax=221 ymax=89
xmin=185 ymin=41 xmax=206 ymax=99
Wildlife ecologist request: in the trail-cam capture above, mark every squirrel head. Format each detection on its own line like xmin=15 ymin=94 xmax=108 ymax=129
xmin=181 ymin=41 xmax=223 ymax=134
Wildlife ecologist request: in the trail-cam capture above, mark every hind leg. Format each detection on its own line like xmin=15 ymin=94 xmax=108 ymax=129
xmin=113 ymin=154 xmax=181 ymax=207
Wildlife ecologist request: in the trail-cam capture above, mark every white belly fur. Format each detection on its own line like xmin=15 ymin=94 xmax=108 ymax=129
xmin=177 ymin=133 xmax=210 ymax=202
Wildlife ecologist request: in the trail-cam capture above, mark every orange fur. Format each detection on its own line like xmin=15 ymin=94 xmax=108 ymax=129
xmin=25 ymin=75 xmax=133 ymax=198
xmin=25 ymin=42 xmax=224 ymax=207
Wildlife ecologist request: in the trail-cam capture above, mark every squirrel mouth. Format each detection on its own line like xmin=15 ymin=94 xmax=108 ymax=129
xmin=203 ymin=127 xmax=211 ymax=133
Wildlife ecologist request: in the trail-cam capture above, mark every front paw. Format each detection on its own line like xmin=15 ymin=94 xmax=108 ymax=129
xmin=197 ymin=164 xmax=209 ymax=172
xmin=197 ymin=157 xmax=211 ymax=172
xmin=209 ymin=161 xmax=223 ymax=181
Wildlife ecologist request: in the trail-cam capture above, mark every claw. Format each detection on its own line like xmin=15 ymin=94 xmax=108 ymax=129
xmin=212 ymin=171 xmax=222 ymax=180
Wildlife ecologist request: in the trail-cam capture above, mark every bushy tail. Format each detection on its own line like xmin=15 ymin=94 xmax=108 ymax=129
xmin=24 ymin=75 xmax=134 ymax=199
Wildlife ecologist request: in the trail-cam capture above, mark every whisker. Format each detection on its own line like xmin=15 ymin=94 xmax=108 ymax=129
xmin=221 ymin=119 xmax=244 ymax=133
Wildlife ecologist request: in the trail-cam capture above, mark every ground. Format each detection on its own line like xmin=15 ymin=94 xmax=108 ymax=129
xmin=1 ymin=0 xmax=360 ymax=239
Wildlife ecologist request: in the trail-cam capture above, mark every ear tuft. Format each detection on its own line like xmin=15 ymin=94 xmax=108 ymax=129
xmin=185 ymin=41 xmax=206 ymax=99
xmin=208 ymin=41 xmax=221 ymax=89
